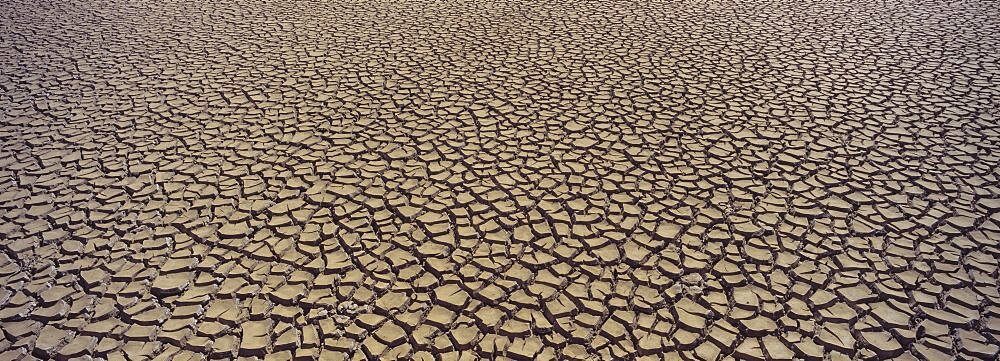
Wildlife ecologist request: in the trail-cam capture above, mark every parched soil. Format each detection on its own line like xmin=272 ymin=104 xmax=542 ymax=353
xmin=1 ymin=0 xmax=999 ymax=360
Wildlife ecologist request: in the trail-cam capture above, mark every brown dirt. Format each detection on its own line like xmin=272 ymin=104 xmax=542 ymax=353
xmin=1 ymin=0 xmax=1000 ymax=360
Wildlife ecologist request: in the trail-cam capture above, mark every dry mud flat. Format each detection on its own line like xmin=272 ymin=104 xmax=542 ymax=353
xmin=1 ymin=0 xmax=1000 ymax=360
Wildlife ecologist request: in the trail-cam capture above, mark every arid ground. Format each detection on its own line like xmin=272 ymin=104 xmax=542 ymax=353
xmin=2 ymin=0 xmax=1000 ymax=360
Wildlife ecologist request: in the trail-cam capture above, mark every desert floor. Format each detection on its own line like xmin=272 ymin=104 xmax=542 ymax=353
xmin=1 ymin=0 xmax=999 ymax=360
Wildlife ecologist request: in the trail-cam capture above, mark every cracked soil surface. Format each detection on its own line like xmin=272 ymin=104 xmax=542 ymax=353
xmin=2 ymin=0 xmax=1000 ymax=360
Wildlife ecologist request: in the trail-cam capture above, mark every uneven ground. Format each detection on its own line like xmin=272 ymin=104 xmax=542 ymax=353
xmin=1 ymin=0 xmax=1000 ymax=360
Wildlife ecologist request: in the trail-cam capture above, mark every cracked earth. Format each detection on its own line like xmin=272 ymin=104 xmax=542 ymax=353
xmin=2 ymin=0 xmax=1000 ymax=360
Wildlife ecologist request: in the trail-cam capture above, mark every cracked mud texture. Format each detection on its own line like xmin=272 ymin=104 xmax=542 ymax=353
xmin=2 ymin=0 xmax=1000 ymax=360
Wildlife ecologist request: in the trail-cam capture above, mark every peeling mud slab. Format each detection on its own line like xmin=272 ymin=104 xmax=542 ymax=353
xmin=2 ymin=0 xmax=1000 ymax=360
